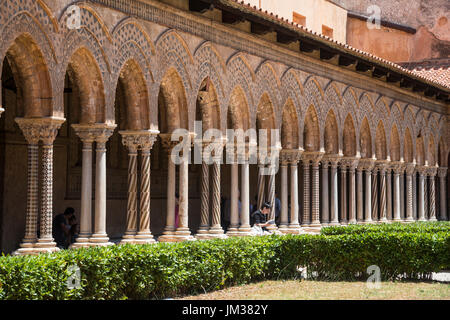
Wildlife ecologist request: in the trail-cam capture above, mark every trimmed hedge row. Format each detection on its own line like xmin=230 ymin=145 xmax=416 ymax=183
xmin=320 ymin=222 xmax=450 ymax=236
xmin=0 ymin=232 xmax=449 ymax=300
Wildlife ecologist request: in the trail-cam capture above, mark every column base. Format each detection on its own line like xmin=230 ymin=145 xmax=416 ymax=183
xmin=134 ymin=232 xmax=156 ymax=244
xmin=348 ymin=220 xmax=358 ymax=225
xmin=378 ymin=218 xmax=389 ymax=224
xmin=404 ymin=217 xmax=415 ymax=223
xmin=225 ymin=226 xmax=240 ymax=237
xmin=13 ymin=246 xmax=60 ymax=256
xmin=339 ymin=221 xmax=349 ymax=226
xmin=71 ymin=236 xmax=94 ymax=248
xmin=418 ymin=218 xmax=428 ymax=222
xmin=328 ymin=221 xmax=341 ymax=226
xmin=428 ymin=217 xmax=438 ymax=222
xmin=284 ymin=225 xmax=305 ymax=234
xmin=89 ymin=233 xmax=114 ymax=246
xmin=236 ymin=226 xmax=254 ymax=237
xmin=363 ymin=220 xmax=374 ymax=224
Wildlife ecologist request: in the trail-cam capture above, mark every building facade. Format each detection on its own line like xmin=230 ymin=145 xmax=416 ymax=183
xmin=0 ymin=0 xmax=448 ymax=254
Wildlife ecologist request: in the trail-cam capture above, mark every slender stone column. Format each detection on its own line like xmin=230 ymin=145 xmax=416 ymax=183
xmin=14 ymin=119 xmax=42 ymax=254
xmin=90 ymin=125 xmax=116 ymax=246
xmin=400 ymin=171 xmax=405 ymax=220
xmin=424 ymin=169 xmax=429 ymax=220
xmin=302 ymin=152 xmax=323 ymax=230
xmin=267 ymin=163 xmax=277 ymax=225
xmin=256 ymin=162 xmax=266 ymax=210
xmin=417 ymin=167 xmax=426 ymax=221
xmin=329 ymin=158 xmax=340 ymax=226
xmin=376 ymin=161 xmax=388 ymax=223
xmin=371 ymin=167 xmax=379 ymax=222
xmin=405 ymin=163 xmax=416 ymax=222
xmin=174 ymin=146 xmax=195 ymax=241
xmin=135 ymin=134 xmax=158 ymax=244
xmin=321 ymin=161 xmax=330 ymax=226
xmin=392 ymin=162 xmax=404 ymax=222
xmin=438 ymin=168 xmax=448 ymax=221
xmin=356 ymin=167 xmax=364 ymax=224
xmin=348 ymin=160 xmax=358 ymax=224
xmin=209 ymin=147 xmax=227 ymax=238
xmin=158 ymin=136 xmax=178 ymax=242
xmin=428 ymin=167 xmax=438 ymax=222
xmin=361 ymin=159 xmax=375 ymax=224
xmin=238 ymin=143 xmax=252 ymax=235
xmin=302 ymin=159 xmax=311 ymax=227
xmin=340 ymin=165 xmax=348 ymax=225
xmin=226 ymin=161 xmax=240 ymax=236
xmin=288 ymin=150 xmax=302 ymax=233
xmin=120 ymin=137 xmax=139 ymax=243
xmin=386 ymin=168 xmax=393 ymax=221
xmin=71 ymin=126 xmax=96 ymax=248
xmin=412 ymin=171 xmax=417 ymax=219
xmin=196 ymin=160 xmax=210 ymax=238
xmin=278 ymin=153 xmax=289 ymax=233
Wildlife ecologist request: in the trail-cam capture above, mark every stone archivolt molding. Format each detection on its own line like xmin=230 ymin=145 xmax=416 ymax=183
xmin=0 ymin=1 xmax=446 ymax=161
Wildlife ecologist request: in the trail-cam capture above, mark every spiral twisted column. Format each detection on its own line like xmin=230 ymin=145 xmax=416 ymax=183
xmin=303 ymin=152 xmax=323 ymax=231
xmin=90 ymin=124 xmax=116 ymax=246
xmin=376 ymin=161 xmax=388 ymax=223
xmin=135 ymin=133 xmax=158 ymax=244
xmin=405 ymin=163 xmax=416 ymax=222
xmin=14 ymin=118 xmax=44 ymax=255
xmin=70 ymin=125 xmax=98 ymax=248
xmin=196 ymin=154 xmax=210 ymax=239
xmin=256 ymin=162 xmax=266 ymax=211
xmin=428 ymin=167 xmax=438 ymax=222
xmin=417 ymin=166 xmax=427 ymax=221
xmin=438 ymin=168 xmax=448 ymax=221
xmin=209 ymin=144 xmax=227 ymax=239
xmin=371 ymin=166 xmax=379 ymax=222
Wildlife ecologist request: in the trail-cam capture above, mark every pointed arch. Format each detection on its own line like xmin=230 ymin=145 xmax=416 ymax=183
xmin=227 ymin=85 xmax=250 ymax=131
xmin=196 ymin=77 xmax=221 ymax=132
xmin=360 ymin=117 xmax=372 ymax=159
xmin=303 ymin=105 xmax=320 ymax=152
xmin=343 ymin=114 xmax=357 ymax=157
xmin=158 ymin=68 xmax=188 ymax=133
xmin=390 ymin=124 xmax=401 ymax=162
xmin=324 ymin=109 xmax=339 ymax=154
xmin=281 ymin=99 xmax=299 ymax=149
xmin=375 ymin=121 xmax=387 ymax=160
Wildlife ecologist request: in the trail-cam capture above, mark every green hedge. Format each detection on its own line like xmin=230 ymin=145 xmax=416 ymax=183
xmin=0 ymin=232 xmax=449 ymax=300
xmin=320 ymin=222 xmax=450 ymax=236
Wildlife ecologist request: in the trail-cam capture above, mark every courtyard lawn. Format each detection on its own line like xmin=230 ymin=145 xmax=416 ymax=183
xmin=179 ymin=280 xmax=450 ymax=300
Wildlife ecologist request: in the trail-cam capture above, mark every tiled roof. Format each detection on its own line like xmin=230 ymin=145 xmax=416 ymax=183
xmin=225 ymin=0 xmax=450 ymax=91
xmin=400 ymin=59 xmax=450 ymax=89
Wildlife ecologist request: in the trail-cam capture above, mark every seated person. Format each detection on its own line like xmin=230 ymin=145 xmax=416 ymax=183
xmin=250 ymin=202 xmax=274 ymax=232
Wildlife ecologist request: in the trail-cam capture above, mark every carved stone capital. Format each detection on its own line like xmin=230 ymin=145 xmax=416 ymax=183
xmin=416 ymin=165 xmax=428 ymax=176
xmin=322 ymin=154 xmax=341 ymax=168
xmin=405 ymin=163 xmax=416 ymax=176
xmin=427 ymin=166 xmax=438 ymax=177
xmin=302 ymin=151 xmax=324 ymax=165
xmin=280 ymin=149 xmax=302 ymax=165
xmin=390 ymin=161 xmax=406 ymax=175
xmin=358 ymin=158 xmax=376 ymax=171
xmin=341 ymin=157 xmax=360 ymax=170
xmin=16 ymin=117 xmax=65 ymax=145
xmin=438 ymin=167 xmax=448 ymax=178
xmin=120 ymin=130 xmax=159 ymax=153
xmin=375 ymin=160 xmax=389 ymax=174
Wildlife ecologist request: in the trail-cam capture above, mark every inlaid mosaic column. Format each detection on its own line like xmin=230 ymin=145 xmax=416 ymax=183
xmin=135 ymin=133 xmax=158 ymax=244
xmin=90 ymin=124 xmax=116 ymax=246
xmin=302 ymin=152 xmax=323 ymax=230
xmin=302 ymin=159 xmax=311 ymax=227
xmin=71 ymin=125 xmax=97 ymax=248
xmin=321 ymin=161 xmax=330 ymax=226
xmin=376 ymin=161 xmax=388 ymax=223
xmin=329 ymin=158 xmax=340 ymax=226
xmin=405 ymin=163 xmax=416 ymax=222
xmin=438 ymin=167 xmax=448 ymax=221
xmin=348 ymin=160 xmax=359 ymax=224
xmin=428 ymin=167 xmax=437 ymax=222
xmin=159 ymin=136 xmax=179 ymax=242
xmin=417 ymin=166 xmax=426 ymax=221
xmin=14 ymin=119 xmax=44 ymax=254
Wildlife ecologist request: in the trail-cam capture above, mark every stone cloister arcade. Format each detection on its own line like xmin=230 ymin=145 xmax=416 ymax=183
xmin=0 ymin=0 xmax=448 ymax=254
